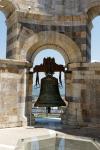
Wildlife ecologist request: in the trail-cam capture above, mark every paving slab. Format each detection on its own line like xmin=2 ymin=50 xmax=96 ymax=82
xmin=0 ymin=127 xmax=57 ymax=150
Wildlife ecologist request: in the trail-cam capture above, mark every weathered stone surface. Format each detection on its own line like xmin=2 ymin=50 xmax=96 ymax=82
xmin=0 ymin=60 xmax=31 ymax=128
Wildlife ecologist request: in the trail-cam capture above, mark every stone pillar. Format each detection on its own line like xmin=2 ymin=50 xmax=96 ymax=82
xmin=6 ymin=11 xmax=21 ymax=59
xmin=18 ymin=69 xmax=27 ymax=126
xmin=62 ymin=62 xmax=100 ymax=127
xmin=25 ymin=69 xmax=34 ymax=126
xmin=0 ymin=59 xmax=30 ymax=128
xmin=64 ymin=70 xmax=84 ymax=126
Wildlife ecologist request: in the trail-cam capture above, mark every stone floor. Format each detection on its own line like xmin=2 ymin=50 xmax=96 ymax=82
xmin=0 ymin=127 xmax=57 ymax=150
xmin=0 ymin=118 xmax=100 ymax=150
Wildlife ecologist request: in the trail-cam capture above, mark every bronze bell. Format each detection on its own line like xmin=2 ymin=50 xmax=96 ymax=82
xmin=34 ymin=75 xmax=66 ymax=107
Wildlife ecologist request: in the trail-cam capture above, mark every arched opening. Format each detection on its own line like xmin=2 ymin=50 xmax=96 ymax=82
xmin=31 ymin=49 xmax=67 ymax=128
xmin=0 ymin=1 xmax=16 ymax=59
xmin=0 ymin=11 xmax=7 ymax=58
xmin=87 ymin=5 xmax=100 ymax=62
xmin=91 ymin=16 xmax=100 ymax=61
xmin=25 ymin=31 xmax=82 ymax=127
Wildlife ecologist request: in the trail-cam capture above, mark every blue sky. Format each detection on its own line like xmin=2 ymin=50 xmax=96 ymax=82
xmin=91 ymin=16 xmax=100 ymax=61
xmin=0 ymin=11 xmax=100 ymax=62
xmin=34 ymin=49 xmax=65 ymax=66
xmin=0 ymin=12 xmax=7 ymax=58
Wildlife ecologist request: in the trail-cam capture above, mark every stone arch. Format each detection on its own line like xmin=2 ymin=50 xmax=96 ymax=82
xmin=0 ymin=0 xmax=16 ymax=17
xmin=86 ymin=1 xmax=100 ymax=22
xmin=87 ymin=0 xmax=100 ymax=11
xmin=0 ymin=0 xmax=17 ymax=59
xmin=23 ymin=31 xmax=82 ymax=64
xmin=30 ymin=44 xmax=69 ymax=65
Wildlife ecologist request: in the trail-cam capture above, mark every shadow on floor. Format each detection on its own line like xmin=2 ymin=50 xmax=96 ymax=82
xmin=34 ymin=117 xmax=100 ymax=140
